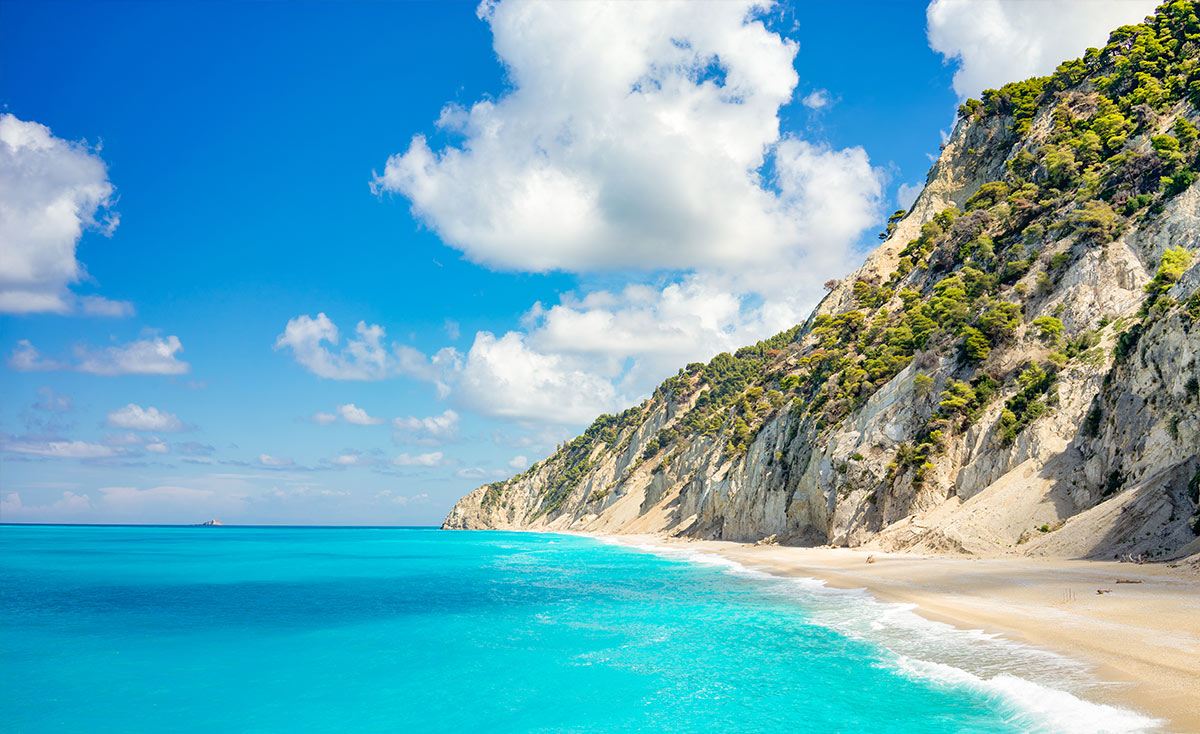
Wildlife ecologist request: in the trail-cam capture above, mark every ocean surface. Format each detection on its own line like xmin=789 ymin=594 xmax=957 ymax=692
xmin=0 ymin=525 xmax=1159 ymax=733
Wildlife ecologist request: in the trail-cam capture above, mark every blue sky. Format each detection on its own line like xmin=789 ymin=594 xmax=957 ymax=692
xmin=0 ymin=0 xmax=1159 ymax=525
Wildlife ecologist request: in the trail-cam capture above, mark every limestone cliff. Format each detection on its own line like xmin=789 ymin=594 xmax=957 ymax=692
xmin=445 ymin=3 xmax=1200 ymax=560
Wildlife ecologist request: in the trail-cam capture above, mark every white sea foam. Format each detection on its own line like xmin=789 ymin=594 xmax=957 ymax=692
xmin=602 ymin=537 xmax=1163 ymax=734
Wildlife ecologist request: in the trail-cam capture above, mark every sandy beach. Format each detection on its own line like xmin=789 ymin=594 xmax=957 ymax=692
xmin=596 ymin=534 xmax=1200 ymax=733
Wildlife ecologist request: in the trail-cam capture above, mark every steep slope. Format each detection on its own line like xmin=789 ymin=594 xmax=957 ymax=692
xmin=445 ymin=2 xmax=1200 ymax=560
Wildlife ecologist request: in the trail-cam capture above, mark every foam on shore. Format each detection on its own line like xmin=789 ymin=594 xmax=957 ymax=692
xmin=605 ymin=537 xmax=1163 ymax=734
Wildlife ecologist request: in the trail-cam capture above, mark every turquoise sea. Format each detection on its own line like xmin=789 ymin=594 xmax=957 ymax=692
xmin=0 ymin=525 xmax=1158 ymax=733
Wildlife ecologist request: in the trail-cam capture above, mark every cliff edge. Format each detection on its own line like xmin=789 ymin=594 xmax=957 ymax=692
xmin=445 ymin=2 xmax=1200 ymax=561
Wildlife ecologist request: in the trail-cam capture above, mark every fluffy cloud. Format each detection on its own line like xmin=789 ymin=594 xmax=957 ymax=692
xmin=527 ymin=277 xmax=780 ymax=376
xmin=145 ymin=440 xmax=169 ymax=454
xmin=276 ymin=313 xmax=460 ymax=388
xmin=106 ymin=403 xmax=186 ymax=432
xmin=392 ymin=409 xmax=459 ymax=442
xmin=258 ymin=453 xmax=293 ymax=468
xmin=275 ymin=313 xmax=390 ymax=380
xmin=393 ymin=451 xmax=446 ymax=467
xmin=337 ymin=403 xmax=385 ymax=426
xmin=451 ymin=268 xmax=829 ymax=424
xmin=0 ymin=113 xmax=120 ymax=314
xmin=927 ymin=0 xmax=1159 ymax=100
xmin=311 ymin=412 xmax=338 ymax=425
xmin=75 ymin=335 xmax=189 ymax=375
xmin=9 ymin=335 xmax=190 ymax=376
xmin=373 ymin=0 xmax=882 ymax=274
xmin=507 ymin=455 xmax=528 ymax=470
xmin=355 ymin=2 xmax=897 ymax=430
xmin=293 ymin=274 xmax=828 ymax=428
xmin=457 ymin=331 xmax=621 ymax=425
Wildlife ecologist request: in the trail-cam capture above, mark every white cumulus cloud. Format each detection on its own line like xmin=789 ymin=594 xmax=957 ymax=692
xmin=372 ymin=0 xmax=882 ymax=274
xmin=106 ymin=404 xmax=185 ymax=432
xmin=0 ymin=113 xmax=121 ymax=314
xmin=457 ymin=331 xmax=621 ymax=425
xmin=311 ymin=412 xmax=338 ymax=425
xmin=274 ymin=313 xmax=390 ymax=380
xmin=337 ymin=403 xmax=385 ymax=426
xmin=275 ymin=313 xmax=460 ymax=390
xmin=392 ymin=409 xmax=459 ymax=442
xmin=927 ymin=0 xmax=1159 ymax=100
xmin=75 ymin=335 xmax=189 ymax=376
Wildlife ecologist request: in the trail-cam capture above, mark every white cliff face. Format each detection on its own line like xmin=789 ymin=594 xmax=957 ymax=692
xmin=444 ymin=180 xmax=1199 ymax=560
xmin=445 ymin=45 xmax=1200 ymax=561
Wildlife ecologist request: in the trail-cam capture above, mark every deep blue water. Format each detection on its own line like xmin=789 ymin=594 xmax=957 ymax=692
xmin=0 ymin=526 xmax=1158 ymax=733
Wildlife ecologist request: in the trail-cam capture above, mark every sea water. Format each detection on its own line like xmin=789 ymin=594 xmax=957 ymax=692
xmin=0 ymin=525 xmax=1160 ymax=733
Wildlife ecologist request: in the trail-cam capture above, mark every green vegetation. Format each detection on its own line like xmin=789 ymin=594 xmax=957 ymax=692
xmin=962 ymin=327 xmax=991 ymax=362
xmin=530 ymin=404 xmax=646 ymax=516
xmin=960 ymin=0 xmax=1200 ymax=227
xmin=1145 ymin=246 xmax=1193 ymax=303
xmin=508 ymin=2 xmax=1200 ymax=519
xmin=879 ymin=209 xmax=907 ymax=240
xmin=999 ymin=362 xmax=1057 ymax=444
xmin=1032 ymin=316 xmax=1065 ymax=343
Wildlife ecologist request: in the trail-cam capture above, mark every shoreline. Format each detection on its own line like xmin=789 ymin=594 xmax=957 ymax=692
xmin=587 ymin=533 xmax=1200 ymax=733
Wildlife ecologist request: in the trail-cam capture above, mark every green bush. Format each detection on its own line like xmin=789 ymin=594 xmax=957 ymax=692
xmin=962 ymin=327 xmax=991 ymax=362
xmin=1032 ymin=316 xmax=1064 ymax=343
xmin=1145 ymin=246 xmax=1193 ymax=298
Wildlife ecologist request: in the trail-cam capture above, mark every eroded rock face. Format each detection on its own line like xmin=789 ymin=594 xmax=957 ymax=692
xmin=444 ymin=13 xmax=1200 ymax=561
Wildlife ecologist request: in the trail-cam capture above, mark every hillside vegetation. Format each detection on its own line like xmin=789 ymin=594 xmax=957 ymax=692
xmin=446 ymin=2 xmax=1200 ymax=561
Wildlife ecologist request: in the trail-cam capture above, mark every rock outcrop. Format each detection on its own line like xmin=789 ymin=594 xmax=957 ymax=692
xmin=445 ymin=3 xmax=1200 ymax=561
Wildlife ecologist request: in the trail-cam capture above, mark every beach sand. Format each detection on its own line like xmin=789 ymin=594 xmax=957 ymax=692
xmin=596 ymin=535 xmax=1200 ymax=733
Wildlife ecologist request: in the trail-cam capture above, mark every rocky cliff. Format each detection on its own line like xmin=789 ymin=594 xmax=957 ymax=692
xmin=445 ymin=2 xmax=1200 ymax=560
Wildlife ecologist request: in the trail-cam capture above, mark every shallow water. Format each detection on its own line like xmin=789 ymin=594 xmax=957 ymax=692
xmin=0 ymin=525 xmax=1158 ymax=733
